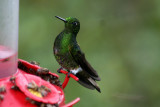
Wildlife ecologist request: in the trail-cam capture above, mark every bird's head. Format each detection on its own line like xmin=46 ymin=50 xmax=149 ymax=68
xmin=55 ymin=16 xmax=80 ymax=34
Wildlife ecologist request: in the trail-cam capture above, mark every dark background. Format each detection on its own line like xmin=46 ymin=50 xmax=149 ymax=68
xmin=19 ymin=0 xmax=160 ymax=107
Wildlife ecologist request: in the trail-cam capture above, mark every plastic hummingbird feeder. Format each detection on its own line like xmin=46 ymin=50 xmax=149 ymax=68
xmin=0 ymin=0 xmax=80 ymax=107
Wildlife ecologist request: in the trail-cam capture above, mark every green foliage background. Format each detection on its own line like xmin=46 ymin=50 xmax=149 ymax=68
xmin=19 ymin=0 xmax=160 ymax=107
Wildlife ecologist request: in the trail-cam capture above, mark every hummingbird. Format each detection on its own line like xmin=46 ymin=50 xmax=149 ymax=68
xmin=53 ymin=16 xmax=101 ymax=92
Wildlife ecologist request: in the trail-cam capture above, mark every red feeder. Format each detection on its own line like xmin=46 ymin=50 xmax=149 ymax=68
xmin=0 ymin=59 xmax=80 ymax=107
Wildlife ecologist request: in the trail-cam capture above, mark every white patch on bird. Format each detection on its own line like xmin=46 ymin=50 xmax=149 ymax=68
xmin=70 ymin=67 xmax=82 ymax=75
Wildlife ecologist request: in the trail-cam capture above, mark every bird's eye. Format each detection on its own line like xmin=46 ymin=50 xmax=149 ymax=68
xmin=72 ymin=22 xmax=78 ymax=26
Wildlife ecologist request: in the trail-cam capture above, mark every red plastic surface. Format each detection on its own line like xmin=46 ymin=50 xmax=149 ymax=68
xmin=0 ymin=71 xmax=36 ymax=107
xmin=16 ymin=70 xmax=60 ymax=104
xmin=0 ymin=59 xmax=80 ymax=107
xmin=62 ymin=98 xmax=80 ymax=107
xmin=18 ymin=59 xmax=59 ymax=78
xmin=59 ymin=70 xmax=79 ymax=81
xmin=59 ymin=69 xmax=79 ymax=89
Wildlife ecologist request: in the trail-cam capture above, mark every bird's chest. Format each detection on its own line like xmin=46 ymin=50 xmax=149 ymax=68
xmin=54 ymin=35 xmax=71 ymax=53
xmin=54 ymin=43 xmax=77 ymax=69
xmin=54 ymin=50 xmax=78 ymax=69
xmin=54 ymin=41 xmax=70 ymax=55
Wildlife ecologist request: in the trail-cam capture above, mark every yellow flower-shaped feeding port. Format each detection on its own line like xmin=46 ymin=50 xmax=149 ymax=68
xmin=27 ymin=81 xmax=51 ymax=98
xmin=28 ymin=89 xmax=42 ymax=98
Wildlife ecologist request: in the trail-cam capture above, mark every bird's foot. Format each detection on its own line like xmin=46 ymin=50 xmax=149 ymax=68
xmin=57 ymin=67 xmax=62 ymax=73
xmin=67 ymin=72 xmax=72 ymax=78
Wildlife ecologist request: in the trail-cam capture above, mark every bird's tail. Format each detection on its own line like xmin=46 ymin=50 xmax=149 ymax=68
xmin=76 ymin=73 xmax=101 ymax=93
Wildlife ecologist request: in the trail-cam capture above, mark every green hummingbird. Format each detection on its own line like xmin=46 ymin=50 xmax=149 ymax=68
xmin=53 ymin=16 xmax=101 ymax=92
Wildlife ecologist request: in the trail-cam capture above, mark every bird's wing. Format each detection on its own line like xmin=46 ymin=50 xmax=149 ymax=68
xmin=69 ymin=48 xmax=101 ymax=81
xmin=76 ymin=72 xmax=101 ymax=92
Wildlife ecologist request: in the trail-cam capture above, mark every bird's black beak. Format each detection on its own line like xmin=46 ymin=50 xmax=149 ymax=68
xmin=55 ymin=16 xmax=67 ymax=23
